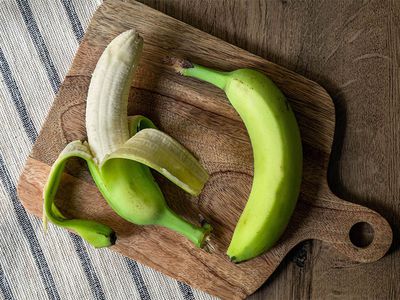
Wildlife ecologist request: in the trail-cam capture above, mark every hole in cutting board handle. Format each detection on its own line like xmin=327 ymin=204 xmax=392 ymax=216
xmin=349 ymin=222 xmax=375 ymax=248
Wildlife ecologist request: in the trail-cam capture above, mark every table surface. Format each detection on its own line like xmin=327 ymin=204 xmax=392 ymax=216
xmin=136 ymin=0 xmax=399 ymax=299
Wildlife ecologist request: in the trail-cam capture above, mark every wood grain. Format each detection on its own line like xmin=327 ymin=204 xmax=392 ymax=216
xmin=16 ymin=0 xmax=396 ymax=299
xmin=131 ymin=1 xmax=399 ymax=299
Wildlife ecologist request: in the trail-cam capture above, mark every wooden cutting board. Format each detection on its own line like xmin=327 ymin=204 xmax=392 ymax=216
xmin=17 ymin=0 xmax=392 ymax=299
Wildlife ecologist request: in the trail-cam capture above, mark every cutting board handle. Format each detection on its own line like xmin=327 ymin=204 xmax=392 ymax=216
xmin=298 ymin=192 xmax=393 ymax=263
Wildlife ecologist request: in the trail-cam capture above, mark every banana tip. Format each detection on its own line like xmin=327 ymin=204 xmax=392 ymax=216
xmin=109 ymin=231 xmax=117 ymax=246
xmin=228 ymin=255 xmax=238 ymax=264
xmin=163 ymin=56 xmax=193 ymax=74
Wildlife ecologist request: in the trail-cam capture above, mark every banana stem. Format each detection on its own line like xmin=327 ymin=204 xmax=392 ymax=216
xmin=183 ymin=64 xmax=228 ymax=90
xmin=167 ymin=57 xmax=228 ymax=90
xmin=156 ymin=208 xmax=211 ymax=247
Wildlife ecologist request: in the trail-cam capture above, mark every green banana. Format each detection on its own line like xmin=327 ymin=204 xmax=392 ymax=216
xmin=43 ymin=30 xmax=211 ymax=248
xmin=170 ymin=58 xmax=302 ymax=262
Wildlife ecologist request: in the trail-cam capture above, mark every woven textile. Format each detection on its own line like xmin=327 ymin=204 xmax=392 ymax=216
xmin=0 ymin=1 xmax=215 ymax=299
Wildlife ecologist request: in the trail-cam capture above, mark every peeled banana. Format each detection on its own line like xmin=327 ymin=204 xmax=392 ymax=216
xmin=43 ymin=30 xmax=211 ymax=248
xmin=170 ymin=58 xmax=303 ymax=262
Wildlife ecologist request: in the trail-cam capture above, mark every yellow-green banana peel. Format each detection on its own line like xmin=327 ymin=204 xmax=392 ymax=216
xmin=43 ymin=140 xmax=115 ymax=248
xmin=170 ymin=58 xmax=303 ymax=262
xmin=43 ymin=30 xmax=211 ymax=249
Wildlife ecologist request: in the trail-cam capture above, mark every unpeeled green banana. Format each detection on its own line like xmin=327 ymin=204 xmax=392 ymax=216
xmin=170 ymin=58 xmax=302 ymax=262
xmin=43 ymin=30 xmax=211 ymax=248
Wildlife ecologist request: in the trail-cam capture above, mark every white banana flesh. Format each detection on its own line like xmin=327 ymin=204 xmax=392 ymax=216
xmin=86 ymin=29 xmax=143 ymax=164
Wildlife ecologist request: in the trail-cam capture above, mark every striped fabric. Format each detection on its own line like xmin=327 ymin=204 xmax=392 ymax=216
xmin=0 ymin=1 xmax=216 ymax=299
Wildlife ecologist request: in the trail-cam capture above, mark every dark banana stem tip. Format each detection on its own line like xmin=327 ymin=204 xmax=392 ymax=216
xmin=163 ymin=56 xmax=193 ymax=74
xmin=110 ymin=231 xmax=117 ymax=246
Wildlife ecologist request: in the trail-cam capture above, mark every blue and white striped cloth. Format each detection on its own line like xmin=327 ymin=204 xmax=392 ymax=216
xmin=0 ymin=1 xmax=216 ymax=299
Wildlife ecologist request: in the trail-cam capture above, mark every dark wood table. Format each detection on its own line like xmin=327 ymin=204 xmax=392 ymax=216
xmin=137 ymin=0 xmax=399 ymax=299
